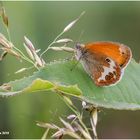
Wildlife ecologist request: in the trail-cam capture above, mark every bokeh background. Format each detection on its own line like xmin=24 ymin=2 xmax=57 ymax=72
xmin=0 ymin=1 xmax=140 ymax=139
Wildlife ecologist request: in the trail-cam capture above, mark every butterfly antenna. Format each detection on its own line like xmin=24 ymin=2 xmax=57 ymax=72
xmin=78 ymin=30 xmax=84 ymax=42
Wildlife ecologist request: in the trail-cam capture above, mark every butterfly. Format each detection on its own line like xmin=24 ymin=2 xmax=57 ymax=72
xmin=75 ymin=41 xmax=132 ymax=87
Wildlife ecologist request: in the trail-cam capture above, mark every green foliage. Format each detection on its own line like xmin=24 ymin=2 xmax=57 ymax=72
xmin=0 ymin=58 xmax=140 ymax=110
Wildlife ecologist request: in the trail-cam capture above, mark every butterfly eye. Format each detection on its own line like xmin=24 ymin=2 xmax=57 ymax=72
xmin=75 ymin=43 xmax=81 ymax=49
xmin=105 ymin=58 xmax=111 ymax=63
xmin=75 ymin=43 xmax=85 ymax=50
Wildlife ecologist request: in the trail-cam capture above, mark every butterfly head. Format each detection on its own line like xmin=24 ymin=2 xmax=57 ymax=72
xmin=75 ymin=43 xmax=85 ymax=50
xmin=75 ymin=43 xmax=88 ymax=60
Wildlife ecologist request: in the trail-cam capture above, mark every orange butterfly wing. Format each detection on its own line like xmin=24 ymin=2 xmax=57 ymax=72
xmin=75 ymin=41 xmax=132 ymax=86
xmin=85 ymin=42 xmax=132 ymax=69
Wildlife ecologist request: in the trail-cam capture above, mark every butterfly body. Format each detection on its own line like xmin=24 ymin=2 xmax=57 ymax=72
xmin=75 ymin=42 xmax=132 ymax=87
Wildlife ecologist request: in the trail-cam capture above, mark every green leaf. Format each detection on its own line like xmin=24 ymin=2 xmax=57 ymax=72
xmin=0 ymin=59 xmax=140 ymax=110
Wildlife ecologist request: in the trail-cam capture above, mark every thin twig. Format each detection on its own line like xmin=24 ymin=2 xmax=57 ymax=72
xmin=40 ymin=31 xmax=64 ymax=58
xmin=41 ymin=128 xmax=50 ymax=139
xmin=90 ymin=108 xmax=98 ymax=139
xmin=58 ymin=94 xmax=91 ymax=138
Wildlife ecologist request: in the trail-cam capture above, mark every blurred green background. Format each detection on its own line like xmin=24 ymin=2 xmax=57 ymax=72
xmin=1 ymin=1 xmax=140 ymax=139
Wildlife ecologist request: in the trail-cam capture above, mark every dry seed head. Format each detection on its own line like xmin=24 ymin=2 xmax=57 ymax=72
xmin=60 ymin=118 xmax=75 ymax=132
xmin=50 ymin=47 xmax=74 ymax=53
xmin=9 ymin=49 xmax=20 ymax=58
xmin=60 ymin=47 xmax=74 ymax=52
xmin=73 ymin=121 xmax=92 ymax=139
xmin=24 ymin=43 xmax=34 ymax=60
xmin=41 ymin=58 xmax=46 ymax=65
xmin=63 ymin=11 xmax=85 ymax=33
xmin=51 ymin=129 xmax=64 ymax=139
xmin=56 ymin=38 xmax=73 ymax=43
xmin=2 ymin=14 xmax=8 ymax=27
xmin=15 ymin=68 xmax=27 ymax=74
xmin=67 ymin=114 xmax=76 ymax=120
xmin=0 ymin=33 xmax=12 ymax=48
xmin=50 ymin=47 xmax=63 ymax=51
xmin=24 ymin=36 xmax=35 ymax=51
xmin=63 ymin=20 xmax=77 ymax=33
xmin=90 ymin=108 xmax=98 ymax=138
xmin=63 ymin=96 xmax=73 ymax=106
xmin=82 ymin=101 xmax=87 ymax=108
xmin=33 ymin=52 xmax=43 ymax=67
xmin=1 ymin=46 xmax=20 ymax=58
xmin=36 ymin=121 xmax=59 ymax=129
xmin=36 ymin=49 xmax=41 ymax=53
xmin=91 ymin=108 xmax=98 ymax=126
xmin=0 ymin=51 xmax=7 ymax=61
xmin=0 ymin=7 xmax=8 ymax=27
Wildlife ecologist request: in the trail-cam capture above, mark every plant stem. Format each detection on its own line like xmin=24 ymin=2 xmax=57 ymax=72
xmin=90 ymin=108 xmax=98 ymax=139
xmin=40 ymin=31 xmax=64 ymax=58
xmin=6 ymin=27 xmax=11 ymax=42
xmin=59 ymin=94 xmax=91 ymax=138
xmin=41 ymin=128 xmax=50 ymax=139
xmin=4 ymin=22 xmax=38 ymax=69
xmin=13 ymin=46 xmax=33 ymax=64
